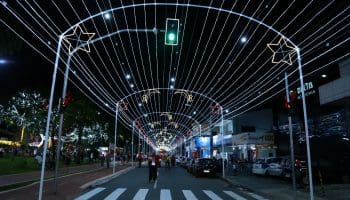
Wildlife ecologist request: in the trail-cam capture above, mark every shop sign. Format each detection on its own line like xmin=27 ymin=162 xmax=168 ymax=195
xmin=232 ymin=132 xmax=274 ymax=145
xmin=296 ymin=81 xmax=316 ymax=99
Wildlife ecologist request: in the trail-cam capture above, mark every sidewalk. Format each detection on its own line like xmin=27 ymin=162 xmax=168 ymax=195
xmin=0 ymin=162 xmax=134 ymax=200
xmin=223 ymin=174 xmax=350 ymax=200
xmin=0 ymin=163 xmax=102 ymax=187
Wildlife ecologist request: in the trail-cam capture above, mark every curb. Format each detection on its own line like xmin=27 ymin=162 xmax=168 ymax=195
xmin=80 ymin=166 xmax=136 ymax=190
xmin=220 ymin=176 xmax=253 ymax=192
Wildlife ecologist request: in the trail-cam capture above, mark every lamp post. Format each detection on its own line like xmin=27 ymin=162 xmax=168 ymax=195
xmin=113 ymin=102 xmax=119 ymax=174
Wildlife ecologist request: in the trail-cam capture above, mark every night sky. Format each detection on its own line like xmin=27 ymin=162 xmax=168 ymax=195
xmin=0 ymin=42 xmax=53 ymax=104
xmin=0 ymin=0 xmax=349 ymax=143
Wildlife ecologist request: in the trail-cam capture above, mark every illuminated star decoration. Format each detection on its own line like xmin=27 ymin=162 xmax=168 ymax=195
xmin=161 ymin=112 xmax=173 ymax=121
xmin=174 ymin=90 xmax=194 ymax=104
xmin=63 ymin=25 xmax=95 ymax=55
xmin=267 ymin=37 xmax=297 ymax=65
xmin=141 ymin=89 xmax=161 ymax=104
xmin=169 ymin=122 xmax=179 ymax=129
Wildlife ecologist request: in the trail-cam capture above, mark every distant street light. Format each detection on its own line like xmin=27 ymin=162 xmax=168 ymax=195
xmin=241 ymin=36 xmax=247 ymax=43
xmin=0 ymin=59 xmax=8 ymax=64
xmin=104 ymin=13 xmax=111 ymax=20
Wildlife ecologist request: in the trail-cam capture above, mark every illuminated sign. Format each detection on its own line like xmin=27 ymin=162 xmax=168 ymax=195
xmin=296 ymin=81 xmax=316 ymax=99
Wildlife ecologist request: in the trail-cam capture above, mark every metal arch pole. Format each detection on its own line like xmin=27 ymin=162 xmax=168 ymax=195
xmin=284 ymin=72 xmax=297 ymax=199
xmin=54 ymin=56 xmax=72 ymax=194
xmin=221 ymin=107 xmax=225 ymax=178
xmin=132 ymin=121 xmax=135 ymax=167
xmin=38 ymin=36 xmax=63 ymax=200
xmin=143 ymin=136 xmax=146 ymax=153
xmin=199 ymin=124 xmax=202 ymax=136
xmin=297 ymin=49 xmax=314 ymax=200
xmin=113 ymin=103 xmax=119 ymax=174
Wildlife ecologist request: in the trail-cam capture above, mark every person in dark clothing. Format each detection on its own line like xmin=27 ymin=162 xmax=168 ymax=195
xmin=148 ymin=154 xmax=158 ymax=183
xmin=138 ymin=153 xmax=143 ymax=167
xmin=100 ymin=154 xmax=105 ymax=167
xmin=106 ymin=153 xmax=110 ymax=168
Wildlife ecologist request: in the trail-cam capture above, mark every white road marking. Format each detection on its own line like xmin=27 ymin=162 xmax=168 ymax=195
xmin=247 ymin=192 xmax=269 ymax=200
xmin=132 ymin=189 xmax=149 ymax=200
xmin=203 ymin=190 xmax=223 ymax=200
xmin=182 ymin=190 xmax=198 ymax=200
xmin=74 ymin=187 xmax=105 ymax=200
xmin=154 ymin=179 xmax=158 ymax=189
xmin=160 ymin=189 xmax=172 ymax=200
xmin=104 ymin=188 xmax=127 ymax=200
xmin=223 ymin=191 xmax=247 ymax=200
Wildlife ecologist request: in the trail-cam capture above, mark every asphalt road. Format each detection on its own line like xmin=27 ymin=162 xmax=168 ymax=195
xmin=74 ymin=165 xmax=269 ymax=200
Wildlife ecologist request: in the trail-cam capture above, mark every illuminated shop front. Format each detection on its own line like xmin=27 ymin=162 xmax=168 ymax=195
xmin=231 ymin=132 xmax=276 ymax=161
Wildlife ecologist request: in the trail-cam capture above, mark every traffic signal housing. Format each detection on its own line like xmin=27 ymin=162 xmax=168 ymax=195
xmin=165 ymin=18 xmax=179 ymax=45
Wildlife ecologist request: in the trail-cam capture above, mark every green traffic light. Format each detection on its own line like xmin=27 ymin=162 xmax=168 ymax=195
xmin=168 ymin=33 xmax=176 ymax=41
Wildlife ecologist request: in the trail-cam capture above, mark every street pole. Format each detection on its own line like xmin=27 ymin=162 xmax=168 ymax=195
xmin=39 ymin=36 xmax=63 ymax=200
xmin=221 ymin=106 xmax=225 ymax=178
xmin=143 ymin=137 xmax=145 ymax=154
xmin=54 ymin=56 xmax=71 ymax=194
xmin=113 ymin=103 xmax=119 ymax=174
xmin=285 ymin=72 xmax=297 ymax=199
xmin=132 ymin=121 xmax=134 ymax=167
xmin=297 ymin=49 xmax=314 ymax=200
xmin=138 ymin=130 xmax=141 ymax=154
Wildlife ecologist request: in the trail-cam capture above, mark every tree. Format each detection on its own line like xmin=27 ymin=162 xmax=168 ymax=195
xmin=63 ymin=97 xmax=100 ymax=164
xmin=1 ymin=91 xmax=47 ymax=141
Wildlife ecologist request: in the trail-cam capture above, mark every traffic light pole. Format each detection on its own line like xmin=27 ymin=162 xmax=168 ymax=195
xmin=284 ymin=72 xmax=297 ymax=199
xmin=297 ymin=49 xmax=314 ymax=200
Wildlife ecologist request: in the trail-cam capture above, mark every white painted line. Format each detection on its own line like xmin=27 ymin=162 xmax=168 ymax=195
xmin=223 ymin=191 xmax=247 ymax=200
xmin=182 ymin=190 xmax=198 ymax=200
xmin=154 ymin=179 xmax=158 ymax=189
xmin=247 ymin=192 xmax=269 ymax=200
xmin=104 ymin=188 xmax=127 ymax=200
xmin=132 ymin=189 xmax=149 ymax=200
xmin=74 ymin=187 xmax=105 ymax=200
xmin=203 ymin=190 xmax=223 ymax=200
xmin=160 ymin=189 xmax=172 ymax=200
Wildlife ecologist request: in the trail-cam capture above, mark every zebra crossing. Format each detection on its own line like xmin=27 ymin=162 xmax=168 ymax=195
xmin=74 ymin=187 xmax=269 ymax=200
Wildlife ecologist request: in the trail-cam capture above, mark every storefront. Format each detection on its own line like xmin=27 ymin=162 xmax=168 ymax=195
xmin=231 ymin=132 xmax=276 ymax=161
xmin=195 ymin=136 xmax=211 ymax=158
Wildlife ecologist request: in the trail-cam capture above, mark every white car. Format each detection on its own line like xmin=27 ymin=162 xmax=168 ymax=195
xmin=252 ymin=157 xmax=282 ymax=175
xmin=265 ymin=157 xmax=283 ymax=176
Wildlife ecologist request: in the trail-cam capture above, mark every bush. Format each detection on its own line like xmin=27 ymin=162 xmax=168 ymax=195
xmin=0 ymin=155 xmax=39 ymax=175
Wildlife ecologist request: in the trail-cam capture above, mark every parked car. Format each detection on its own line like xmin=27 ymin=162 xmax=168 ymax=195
xmin=252 ymin=157 xmax=282 ymax=175
xmin=265 ymin=157 xmax=283 ymax=176
xmin=192 ymin=158 xmax=217 ymax=177
xmin=281 ymin=156 xmax=307 ymax=179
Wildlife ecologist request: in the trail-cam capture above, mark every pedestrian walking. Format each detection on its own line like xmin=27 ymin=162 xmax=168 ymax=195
xmin=148 ymin=153 xmax=158 ymax=183
xmin=100 ymin=153 xmax=105 ymax=167
xmin=106 ymin=153 xmax=110 ymax=168
xmin=138 ymin=153 xmax=143 ymax=167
